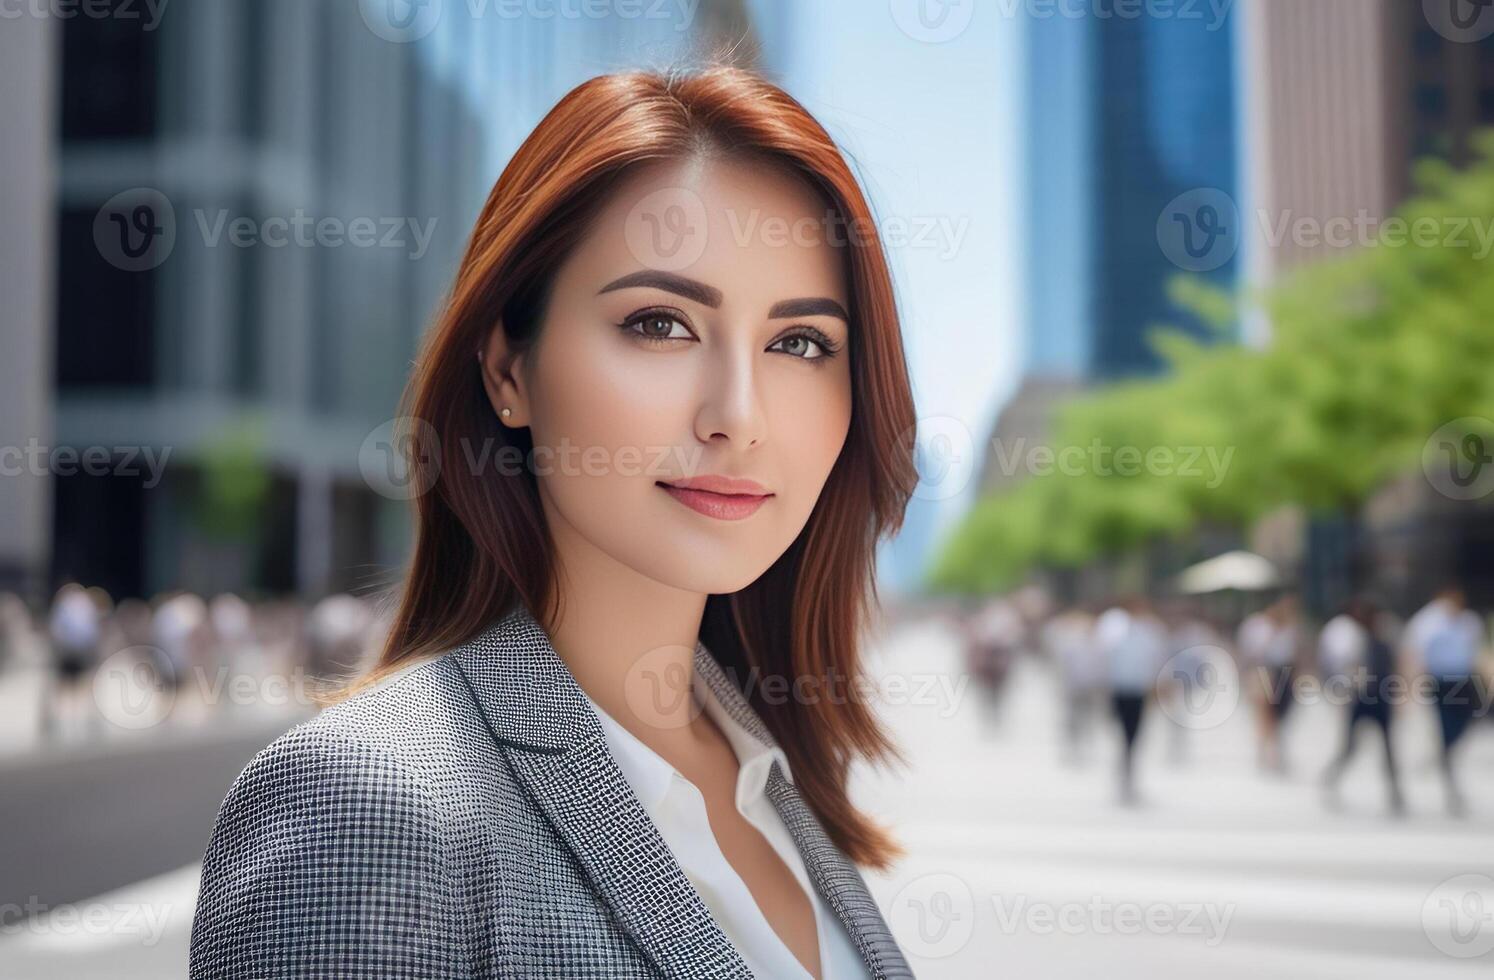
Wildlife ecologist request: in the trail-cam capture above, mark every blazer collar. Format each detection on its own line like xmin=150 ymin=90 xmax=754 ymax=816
xmin=448 ymin=603 xmax=912 ymax=980
xmin=580 ymin=658 xmax=795 ymax=818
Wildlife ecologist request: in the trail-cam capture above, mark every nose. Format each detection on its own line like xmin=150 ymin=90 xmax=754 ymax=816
xmin=693 ymin=333 xmax=767 ymax=449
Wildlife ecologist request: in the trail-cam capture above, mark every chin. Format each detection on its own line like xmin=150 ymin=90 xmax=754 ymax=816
xmin=627 ymin=542 xmax=774 ymax=596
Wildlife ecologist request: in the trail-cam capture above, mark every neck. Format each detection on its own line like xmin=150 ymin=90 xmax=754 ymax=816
xmin=539 ymin=500 xmax=709 ymax=739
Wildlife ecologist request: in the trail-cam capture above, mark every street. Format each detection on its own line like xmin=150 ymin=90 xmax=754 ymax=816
xmin=860 ymin=615 xmax=1494 ymax=978
xmin=2 ymin=617 xmax=1492 ymax=977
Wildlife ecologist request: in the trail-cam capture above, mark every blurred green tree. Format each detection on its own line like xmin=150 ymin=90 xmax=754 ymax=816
xmin=929 ymin=131 xmax=1494 ymax=594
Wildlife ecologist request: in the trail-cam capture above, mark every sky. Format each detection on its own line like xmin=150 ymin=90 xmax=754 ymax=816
xmin=750 ymin=0 xmax=1023 ymax=592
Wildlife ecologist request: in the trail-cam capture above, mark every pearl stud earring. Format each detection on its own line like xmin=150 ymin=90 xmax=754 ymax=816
xmin=501 ymin=408 xmax=512 ymax=418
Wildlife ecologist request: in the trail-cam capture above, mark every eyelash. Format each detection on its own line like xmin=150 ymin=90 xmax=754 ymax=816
xmin=617 ymin=307 xmax=843 ymax=361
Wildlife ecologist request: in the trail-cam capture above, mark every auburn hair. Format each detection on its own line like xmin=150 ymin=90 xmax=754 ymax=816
xmin=321 ymin=63 xmax=919 ymax=871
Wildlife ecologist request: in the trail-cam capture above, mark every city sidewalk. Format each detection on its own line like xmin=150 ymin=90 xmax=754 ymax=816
xmin=4 ymin=618 xmax=1492 ymax=978
xmin=858 ymin=616 xmax=1494 ymax=979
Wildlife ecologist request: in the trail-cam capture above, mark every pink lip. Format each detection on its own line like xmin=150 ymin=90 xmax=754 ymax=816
xmin=661 ymin=474 xmax=772 ymax=495
xmin=656 ymin=476 xmax=773 ymax=521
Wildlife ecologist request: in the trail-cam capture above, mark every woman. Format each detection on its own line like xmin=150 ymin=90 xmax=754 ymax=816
xmin=189 ymin=64 xmax=918 ymax=979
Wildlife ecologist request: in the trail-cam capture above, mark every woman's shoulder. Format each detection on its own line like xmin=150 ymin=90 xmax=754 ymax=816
xmin=192 ymin=651 xmax=479 ymax=978
xmin=231 ymin=651 xmax=479 ymax=808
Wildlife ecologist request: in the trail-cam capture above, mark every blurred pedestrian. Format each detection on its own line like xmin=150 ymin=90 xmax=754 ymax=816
xmin=1042 ymin=605 xmax=1102 ymax=765
xmin=152 ymin=591 xmax=208 ymax=716
xmin=1319 ymin=595 xmax=1404 ymax=815
xmin=209 ymin=592 xmax=256 ymax=695
xmin=1408 ymin=584 xmax=1485 ymax=816
xmin=0 ymin=591 xmax=32 ymax=674
xmin=1236 ymin=594 xmax=1301 ymax=773
xmin=1161 ymin=600 xmax=1223 ymax=765
xmin=1097 ymin=595 xmax=1168 ymax=804
xmin=43 ymin=582 xmax=103 ymax=739
xmin=959 ymin=596 xmax=1024 ymax=719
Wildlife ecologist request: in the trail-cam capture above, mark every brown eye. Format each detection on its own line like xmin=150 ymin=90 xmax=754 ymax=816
xmin=769 ymin=331 xmax=835 ymax=360
xmin=622 ymin=310 xmax=693 ymax=343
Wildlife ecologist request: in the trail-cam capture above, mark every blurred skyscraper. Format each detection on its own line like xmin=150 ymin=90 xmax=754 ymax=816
xmin=1023 ymin=7 xmax=1239 ymax=382
xmin=1242 ymin=0 xmax=1494 ymax=303
xmin=978 ymin=7 xmax=1240 ymax=497
xmin=8 ymin=0 xmax=753 ymax=603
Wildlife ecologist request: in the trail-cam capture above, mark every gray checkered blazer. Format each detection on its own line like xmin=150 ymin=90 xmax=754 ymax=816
xmin=189 ymin=603 xmax=915 ymax=978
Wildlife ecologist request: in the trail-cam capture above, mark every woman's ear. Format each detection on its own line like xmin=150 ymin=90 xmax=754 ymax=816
xmin=476 ymin=323 xmax=529 ymax=427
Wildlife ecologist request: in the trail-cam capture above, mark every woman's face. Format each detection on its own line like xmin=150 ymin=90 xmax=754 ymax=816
xmin=494 ymin=155 xmax=853 ymax=595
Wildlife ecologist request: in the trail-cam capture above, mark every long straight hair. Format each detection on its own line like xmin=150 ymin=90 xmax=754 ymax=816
xmin=325 ymin=64 xmax=919 ymax=870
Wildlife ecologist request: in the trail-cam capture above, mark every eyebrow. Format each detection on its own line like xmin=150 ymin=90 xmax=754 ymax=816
xmin=598 ymin=270 xmax=849 ymax=323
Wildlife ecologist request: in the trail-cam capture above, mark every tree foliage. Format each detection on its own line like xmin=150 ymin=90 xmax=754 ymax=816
xmin=929 ymin=132 xmax=1494 ymax=592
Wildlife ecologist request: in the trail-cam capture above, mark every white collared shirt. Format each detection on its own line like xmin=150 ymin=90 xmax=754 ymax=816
xmin=581 ymin=668 xmax=869 ymax=980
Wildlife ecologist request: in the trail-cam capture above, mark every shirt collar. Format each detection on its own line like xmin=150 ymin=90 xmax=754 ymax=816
xmin=581 ymin=647 xmax=794 ymax=818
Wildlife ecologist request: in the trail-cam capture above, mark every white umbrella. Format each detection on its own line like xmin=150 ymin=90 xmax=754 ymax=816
xmin=1174 ymin=550 xmax=1281 ymax=595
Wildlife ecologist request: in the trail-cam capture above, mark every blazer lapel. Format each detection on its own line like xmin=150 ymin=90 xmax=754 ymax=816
xmin=451 ymin=606 xmax=751 ymax=980
xmin=452 ymin=604 xmax=914 ymax=980
xmin=693 ymin=649 xmax=917 ymax=980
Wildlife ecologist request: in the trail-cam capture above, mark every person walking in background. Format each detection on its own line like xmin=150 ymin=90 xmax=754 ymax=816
xmin=1097 ymin=596 xmax=1168 ymax=805
xmin=1403 ymin=584 xmax=1457 ymax=662
xmin=961 ymin=595 xmax=1024 ymax=718
xmin=1236 ymin=594 xmax=1301 ymax=774
xmin=1319 ymin=595 xmax=1404 ymax=815
xmin=1160 ymin=600 xmax=1223 ymax=765
xmin=1043 ymin=605 xmax=1102 ymax=765
xmin=44 ymin=582 xmax=104 ymax=740
xmin=209 ymin=592 xmax=256 ymax=705
xmin=0 ymin=592 xmax=32 ymax=676
xmin=151 ymin=591 xmax=208 ymax=722
xmin=1408 ymin=584 xmax=1485 ymax=816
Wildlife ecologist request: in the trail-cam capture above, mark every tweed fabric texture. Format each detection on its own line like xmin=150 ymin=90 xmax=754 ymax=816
xmin=189 ymin=604 xmax=914 ymax=978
